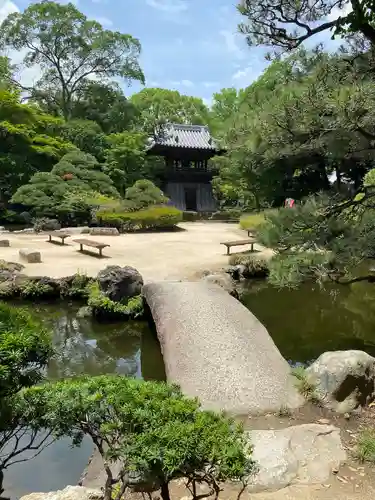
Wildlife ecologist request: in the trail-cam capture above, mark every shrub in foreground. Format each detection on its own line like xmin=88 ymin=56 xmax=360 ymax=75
xmin=96 ymin=205 xmax=183 ymax=231
xmin=19 ymin=375 xmax=255 ymax=500
xmin=0 ymin=303 xmax=53 ymax=494
xmin=229 ymin=254 xmax=270 ymax=278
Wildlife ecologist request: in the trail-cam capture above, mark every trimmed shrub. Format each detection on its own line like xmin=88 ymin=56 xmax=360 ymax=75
xmin=210 ymin=208 xmax=242 ymax=220
xmin=96 ymin=205 xmax=183 ymax=231
xmin=229 ymin=254 xmax=270 ymax=278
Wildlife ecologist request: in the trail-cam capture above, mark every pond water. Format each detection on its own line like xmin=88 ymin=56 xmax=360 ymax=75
xmin=3 ymin=304 xmax=165 ymax=499
xmin=241 ymin=279 xmax=375 ymax=365
xmin=5 ymin=279 xmax=375 ymax=497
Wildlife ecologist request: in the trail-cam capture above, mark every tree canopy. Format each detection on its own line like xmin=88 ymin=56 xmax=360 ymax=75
xmin=0 ymin=0 xmax=144 ymax=119
xmin=237 ymin=0 xmax=375 ymax=54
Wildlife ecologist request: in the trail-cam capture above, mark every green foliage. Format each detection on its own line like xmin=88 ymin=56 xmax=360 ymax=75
xmin=0 ymin=1 xmax=144 ymax=120
xmin=355 ymin=428 xmax=375 ymax=463
xmin=0 ymin=88 xmax=74 ymax=201
xmin=96 ymin=206 xmax=182 ymax=231
xmin=0 ymin=302 xmax=53 ymax=493
xmin=124 ymin=179 xmax=168 ymax=210
xmin=58 ymin=119 xmax=109 ymax=161
xmin=130 ymin=87 xmax=210 ymax=135
xmin=87 ymin=282 xmax=144 ymax=319
xmin=12 ymin=151 xmax=119 ymax=223
xmin=19 ymin=281 xmax=55 ymax=299
xmin=240 ymin=210 xmax=275 ymax=230
xmin=103 ymin=132 xmax=149 ymax=195
xmin=229 ymin=254 xmax=269 ymax=278
xmin=291 ymin=366 xmax=317 ymax=402
xmin=237 ymin=0 xmax=375 ymax=54
xmin=19 ymin=375 xmax=254 ymax=500
xmin=0 ymin=303 xmax=52 ymax=397
xmin=60 ymin=272 xmax=92 ymax=300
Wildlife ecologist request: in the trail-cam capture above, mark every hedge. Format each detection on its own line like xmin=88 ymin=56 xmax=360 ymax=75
xmin=96 ymin=205 xmax=183 ymax=231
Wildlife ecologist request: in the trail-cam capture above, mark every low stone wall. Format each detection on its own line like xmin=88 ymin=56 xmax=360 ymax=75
xmin=143 ymin=281 xmax=303 ymax=415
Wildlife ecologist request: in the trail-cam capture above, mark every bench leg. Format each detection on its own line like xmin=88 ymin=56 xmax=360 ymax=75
xmin=250 ymin=243 xmax=254 ymax=252
xmin=227 ymin=246 xmax=230 ymax=256
xmin=61 ymin=238 xmax=65 ymax=245
xmin=79 ymin=244 xmax=83 ymax=252
xmin=48 ymin=235 xmax=51 ymax=242
xmin=99 ymin=248 xmax=103 ymax=257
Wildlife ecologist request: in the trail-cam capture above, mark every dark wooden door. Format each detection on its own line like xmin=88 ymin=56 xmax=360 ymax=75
xmin=184 ymin=186 xmax=197 ymax=211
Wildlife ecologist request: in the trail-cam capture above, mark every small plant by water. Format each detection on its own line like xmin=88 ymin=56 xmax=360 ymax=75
xmin=291 ymin=366 xmax=318 ymax=402
xmin=355 ymin=428 xmax=375 ymax=463
xmin=87 ymin=282 xmax=144 ymax=319
xmin=229 ymin=254 xmax=269 ymax=278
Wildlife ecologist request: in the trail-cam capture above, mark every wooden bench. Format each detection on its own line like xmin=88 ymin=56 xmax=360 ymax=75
xmin=73 ymin=238 xmax=110 ymax=257
xmin=221 ymin=238 xmax=256 ymax=255
xmin=47 ymin=231 xmax=71 ymax=245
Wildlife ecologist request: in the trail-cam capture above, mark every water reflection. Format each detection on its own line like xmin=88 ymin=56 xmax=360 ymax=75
xmin=4 ymin=304 xmax=165 ymax=498
xmin=242 ymin=280 xmax=375 ymax=365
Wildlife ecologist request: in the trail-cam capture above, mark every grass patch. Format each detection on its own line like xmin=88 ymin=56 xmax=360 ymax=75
xmin=291 ymin=366 xmax=319 ymax=402
xmin=355 ymin=428 xmax=375 ymax=463
xmin=239 ymin=209 xmax=279 ymax=231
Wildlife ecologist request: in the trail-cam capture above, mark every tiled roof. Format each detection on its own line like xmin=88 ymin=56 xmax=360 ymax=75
xmin=151 ymin=123 xmax=219 ymax=150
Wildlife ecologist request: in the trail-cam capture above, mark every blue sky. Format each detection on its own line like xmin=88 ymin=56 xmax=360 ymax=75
xmin=0 ymin=0 xmax=343 ymax=104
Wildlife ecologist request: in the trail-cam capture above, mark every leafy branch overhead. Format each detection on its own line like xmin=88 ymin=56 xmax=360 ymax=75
xmin=237 ymin=0 xmax=375 ymax=54
xmin=0 ymin=0 xmax=144 ymax=119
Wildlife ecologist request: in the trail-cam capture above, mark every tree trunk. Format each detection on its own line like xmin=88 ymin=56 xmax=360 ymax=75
xmin=160 ymin=482 xmax=171 ymax=500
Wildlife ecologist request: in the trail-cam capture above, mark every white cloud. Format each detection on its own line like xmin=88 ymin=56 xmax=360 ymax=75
xmin=219 ymin=29 xmax=245 ymax=59
xmin=0 ymin=1 xmax=41 ymax=87
xmin=181 ymin=79 xmax=193 ymax=87
xmin=0 ymin=0 xmax=18 ymax=23
xmin=232 ymin=66 xmax=264 ymax=86
xmin=170 ymin=79 xmax=194 ymax=87
xmin=146 ymin=0 xmax=187 ymax=13
xmin=203 ymin=81 xmax=218 ymax=88
xmin=95 ymin=15 xmax=113 ymax=27
xmin=327 ymin=2 xmax=352 ymax=21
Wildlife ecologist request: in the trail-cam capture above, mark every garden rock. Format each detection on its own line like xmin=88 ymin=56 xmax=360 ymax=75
xmin=0 ymin=260 xmax=24 ymax=273
xmin=19 ymin=249 xmax=42 ymax=263
xmin=202 ymin=272 xmax=238 ymax=297
xmin=143 ymin=281 xmax=303 ymax=414
xmin=89 ymin=227 xmax=119 ymax=236
xmin=97 ymin=265 xmax=143 ymax=303
xmin=20 ymin=486 xmax=103 ymax=500
xmin=305 ymin=350 xmax=375 ymax=413
xmin=0 ymin=239 xmax=10 ymax=247
xmin=240 ymin=424 xmax=346 ymax=493
xmin=225 ymin=264 xmax=247 ymax=280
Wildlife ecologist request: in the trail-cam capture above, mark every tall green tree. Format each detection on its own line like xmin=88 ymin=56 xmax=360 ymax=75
xmin=0 ymin=1 xmax=144 ymax=120
xmin=130 ymin=88 xmax=210 ymax=136
xmin=0 ymin=88 xmax=73 ymax=205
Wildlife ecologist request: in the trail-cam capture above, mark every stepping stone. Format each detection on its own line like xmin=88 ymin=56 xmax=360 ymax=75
xmin=19 ymin=249 xmax=41 ymax=263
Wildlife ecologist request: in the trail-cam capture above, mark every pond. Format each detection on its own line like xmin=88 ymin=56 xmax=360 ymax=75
xmin=3 ymin=304 xmax=165 ymax=499
xmin=241 ymin=279 xmax=375 ymax=365
xmin=5 ymin=279 xmax=375 ymax=497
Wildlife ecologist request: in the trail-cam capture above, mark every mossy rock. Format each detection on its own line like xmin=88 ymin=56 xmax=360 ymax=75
xmin=87 ymin=282 xmax=144 ymax=321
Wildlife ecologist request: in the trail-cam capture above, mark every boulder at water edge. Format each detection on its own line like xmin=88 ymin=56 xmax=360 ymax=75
xmin=97 ymin=265 xmax=143 ymax=302
xmin=143 ymin=281 xmax=304 ymax=414
xmin=305 ymin=350 xmax=375 ymax=413
xmin=244 ymin=424 xmax=346 ymax=493
xmin=20 ymin=486 xmax=103 ymax=500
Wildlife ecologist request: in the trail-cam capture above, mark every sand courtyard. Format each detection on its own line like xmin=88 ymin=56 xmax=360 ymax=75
xmin=0 ymin=222 xmax=267 ymax=282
